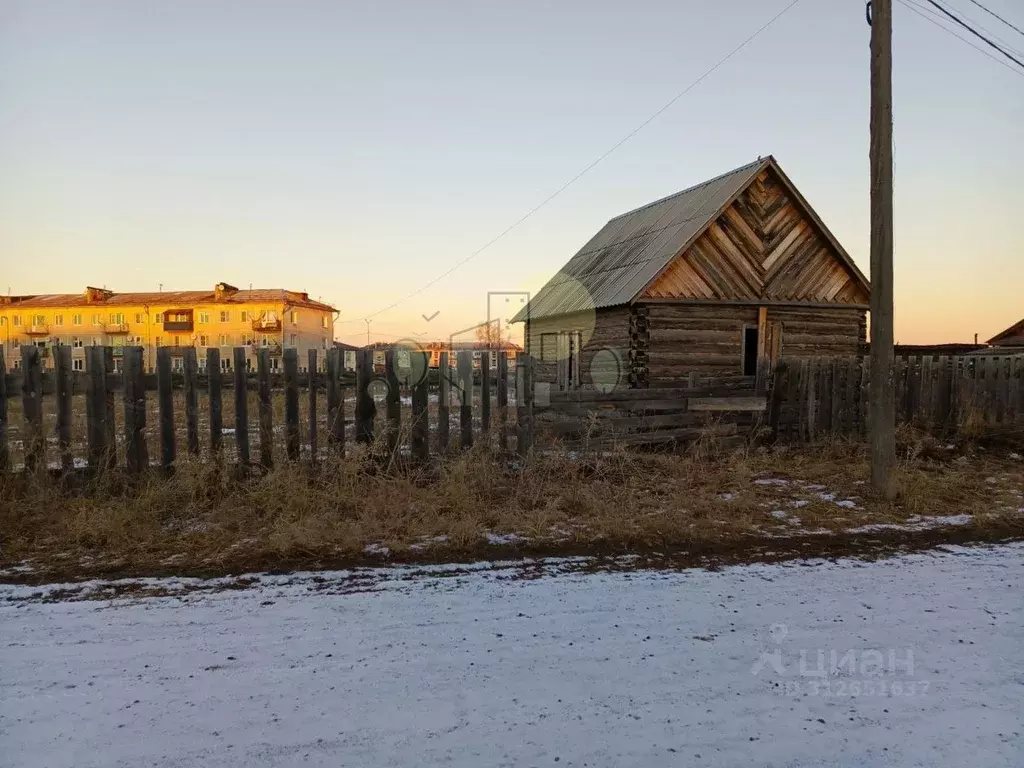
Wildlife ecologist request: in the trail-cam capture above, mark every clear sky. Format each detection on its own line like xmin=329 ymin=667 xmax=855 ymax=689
xmin=1 ymin=0 xmax=1021 ymax=346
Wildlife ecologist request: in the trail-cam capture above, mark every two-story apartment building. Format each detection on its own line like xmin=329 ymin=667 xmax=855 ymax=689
xmin=0 ymin=283 xmax=336 ymax=372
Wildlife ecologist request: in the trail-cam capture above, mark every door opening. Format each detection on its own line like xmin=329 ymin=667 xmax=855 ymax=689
xmin=742 ymin=326 xmax=759 ymax=376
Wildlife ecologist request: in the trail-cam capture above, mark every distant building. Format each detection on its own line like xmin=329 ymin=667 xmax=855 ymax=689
xmin=363 ymin=340 xmax=521 ymax=372
xmin=512 ymin=156 xmax=870 ymax=390
xmin=0 ymin=283 xmax=336 ymax=372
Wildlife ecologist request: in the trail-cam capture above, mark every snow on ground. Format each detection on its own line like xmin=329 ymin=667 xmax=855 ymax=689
xmin=1 ymin=545 xmax=1022 ymax=768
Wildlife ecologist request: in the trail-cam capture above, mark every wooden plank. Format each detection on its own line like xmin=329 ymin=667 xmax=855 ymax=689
xmin=1013 ymin=356 xmax=1024 ymax=424
xmin=995 ymin=356 xmax=1008 ymax=424
xmin=975 ymin=356 xmax=990 ymax=424
xmin=326 ymin=348 xmax=344 ymax=454
xmin=233 ymin=348 xmax=250 ymax=465
xmin=829 ymin=360 xmax=842 ymax=433
xmin=86 ymin=346 xmax=107 ymax=470
xmin=284 ymin=347 xmax=300 ymax=461
xmin=123 ymin=346 xmax=148 ymax=474
xmin=207 ymin=348 xmax=223 ymax=457
xmin=843 ymin=357 xmax=858 ymax=434
xmin=687 ymin=371 xmax=700 ymax=389
xmin=411 ymin=351 xmax=429 ymax=461
xmin=103 ymin=347 xmax=117 ymax=470
xmin=19 ymin=346 xmax=43 ymax=472
xmin=384 ymin=350 xmax=401 ymax=456
xmin=437 ymin=351 xmax=450 ymax=454
xmin=0 ymin=348 xmax=7 ymax=472
xmin=893 ymin=356 xmax=908 ymax=424
xmin=905 ymin=355 xmax=921 ymax=424
xmin=257 ymin=348 xmax=273 ymax=469
xmin=859 ymin=355 xmax=871 ymax=438
xmin=458 ymin=350 xmax=473 ymax=449
xmin=157 ymin=347 xmax=176 ymax=470
xmin=919 ymin=355 xmax=934 ymax=430
xmin=934 ymin=356 xmax=951 ymax=435
xmin=767 ymin=361 xmax=788 ymax=436
xmin=54 ymin=345 xmax=73 ymax=471
xmin=183 ymin=347 xmax=200 ymax=456
xmin=496 ymin=351 xmax=508 ymax=450
xmin=688 ymin=396 xmax=766 ymax=412
xmin=516 ymin=354 xmax=535 ymax=455
xmin=806 ymin=358 xmax=818 ymax=442
xmin=481 ymin=350 xmax=492 ymax=437
xmin=308 ymin=349 xmax=318 ymax=465
xmin=355 ymin=348 xmax=374 ymax=445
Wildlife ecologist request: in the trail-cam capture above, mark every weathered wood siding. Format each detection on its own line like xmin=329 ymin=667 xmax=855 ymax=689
xmin=641 ymin=167 xmax=869 ymax=306
xmin=644 ymin=303 xmax=757 ymax=380
xmin=642 ymin=303 xmax=866 ymax=383
xmin=526 ymin=308 xmax=631 ymax=390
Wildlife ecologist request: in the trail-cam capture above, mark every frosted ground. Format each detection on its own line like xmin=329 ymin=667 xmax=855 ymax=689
xmin=2 ymin=544 xmax=1022 ymax=767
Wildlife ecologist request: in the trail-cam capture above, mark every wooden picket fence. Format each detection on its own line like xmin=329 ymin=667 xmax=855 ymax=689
xmin=766 ymin=354 xmax=1024 ymax=440
xmin=0 ymin=345 xmax=534 ymax=475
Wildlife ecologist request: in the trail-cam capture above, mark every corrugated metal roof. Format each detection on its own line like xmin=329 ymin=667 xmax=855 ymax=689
xmin=513 ymin=157 xmax=769 ymax=321
xmin=1 ymin=288 xmax=336 ymax=312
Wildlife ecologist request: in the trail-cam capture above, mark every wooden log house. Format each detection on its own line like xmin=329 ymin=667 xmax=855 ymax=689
xmin=513 ymin=156 xmax=871 ymax=389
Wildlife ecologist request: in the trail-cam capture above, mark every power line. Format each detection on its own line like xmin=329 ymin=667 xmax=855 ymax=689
xmin=964 ymin=0 xmax=1024 ymax=38
xmin=919 ymin=0 xmax=1024 ymax=68
xmin=352 ymin=0 xmax=804 ymax=322
xmin=898 ymin=0 xmax=1024 ymax=74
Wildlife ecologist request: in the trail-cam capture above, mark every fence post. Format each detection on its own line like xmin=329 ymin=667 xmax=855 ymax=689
xmin=842 ymin=357 xmax=858 ymax=434
xmin=919 ymin=355 xmax=934 ymax=430
xmin=437 ymin=351 xmax=450 ymax=453
xmin=233 ymin=347 xmax=250 ymax=466
xmin=183 ymin=347 xmax=200 ymax=456
xmin=123 ymin=346 xmax=148 ymax=474
xmin=481 ymin=349 xmax=492 ymax=437
xmin=19 ymin=346 xmax=43 ymax=472
xmin=308 ymin=349 xmax=319 ymax=465
xmin=805 ymin=358 xmax=818 ymax=442
xmin=103 ymin=347 xmax=117 ymax=470
xmin=411 ymin=351 xmax=429 ymax=461
xmin=284 ymin=347 xmax=300 ymax=461
xmin=86 ymin=346 xmax=108 ymax=470
xmin=55 ymin=345 xmax=73 ymax=471
xmin=496 ymin=351 xmax=508 ymax=451
xmin=156 ymin=347 xmax=176 ymax=470
xmin=457 ymin=350 xmax=473 ymax=449
xmin=326 ymin=348 xmax=344 ymax=455
xmin=0 ymin=348 xmax=7 ymax=473
xmin=355 ymin=348 xmax=374 ymax=444
xmin=516 ymin=354 xmax=535 ymax=455
xmin=859 ymin=356 xmax=871 ymax=438
xmin=207 ymin=348 xmax=223 ymax=457
xmin=384 ymin=349 xmax=401 ymax=456
xmin=257 ymin=348 xmax=273 ymax=469
xmin=829 ymin=360 xmax=842 ymax=433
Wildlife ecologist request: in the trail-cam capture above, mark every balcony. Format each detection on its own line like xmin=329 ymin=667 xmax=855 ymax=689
xmin=252 ymin=317 xmax=282 ymax=332
xmin=25 ymin=324 xmax=50 ymax=336
xmin=163 ymin=320 xmax=194 ymax=332
xmin=104 ymin=322 xmax=130 ymax=334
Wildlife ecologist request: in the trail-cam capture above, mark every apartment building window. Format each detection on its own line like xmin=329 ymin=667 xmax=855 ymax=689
xmin=91 ymin=313 xmax=101 ymax=326
xmin=199 ymin=312 xmax=209 ymax=324
xmin=72 ymin=313 xmax=82 ymax=326
xmin=54 ymin=314 xmax=64 ymax=327
xmin=239 ymin=311 xmax=249 ymax=322
xmin=109 ymin=312 xmax=124 ymax=324
xmin=72 ymin=359 xmax=84 ymax=372
xmin=173 ymin=335 xmax=181 ymax=347
xmin=321 ymin=316 xmax=328 ymax=329
xmin=31 ymin=314 xmax=46 ymax=326
xmin=221 ymin=358 xmax=231 ymax=372
xmin=155 ymin=336 xmax=162 ymax=347
xmin=289 ymin=334 xmax=297 ymax=346
xmin=290 ymin=311 xmax=298 ymax=325
xmin=219 ymin=311 xmax=230 ymax=323
xmin=270 ymin=357 xmax=280 ymax=372
xmin=72 ymin=337 xmax=83 ymax=348
xmin=12 ymin=338 xmax=20 ymax=348
xmin=154 ymin=313 xmax=162 ymax=325
xmin=199 ymin=335 xmax=209 ymax=347
xmin=12 ymin=315 xmax=21 ymax=327
xmin=135 ymin=313 xmax=144 ymax=324
xmin=219 ymin=334 xmax=231 ymax=346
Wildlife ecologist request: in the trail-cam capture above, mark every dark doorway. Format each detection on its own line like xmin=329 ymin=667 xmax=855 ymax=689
xmin=743 ymin=327 xmax=759 ymax=376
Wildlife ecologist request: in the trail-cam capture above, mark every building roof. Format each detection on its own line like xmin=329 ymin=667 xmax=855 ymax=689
xmin=512 ymin=156 xmax=869 ymax=322
xmin=987 ymin=318 xmax=1024 ymax=347
xmin=0 ymin=286 xmax=336 ymax=313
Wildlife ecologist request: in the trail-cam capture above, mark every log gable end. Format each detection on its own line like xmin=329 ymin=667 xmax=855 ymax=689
xmin=642 ymin=167 xmax=869 ymax=306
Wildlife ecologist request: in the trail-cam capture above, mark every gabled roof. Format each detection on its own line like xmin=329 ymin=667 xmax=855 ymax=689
xmin=987 ymin=318 xmax=1024 ymax=346
xmin=513 ymin=156 xmax=869 ymax=321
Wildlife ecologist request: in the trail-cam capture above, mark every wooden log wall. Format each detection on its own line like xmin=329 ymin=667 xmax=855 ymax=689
xmin=643 ymin=303 xmax=757 ymax=380
xmin=525 ymin=307 xmax=631 ymax=391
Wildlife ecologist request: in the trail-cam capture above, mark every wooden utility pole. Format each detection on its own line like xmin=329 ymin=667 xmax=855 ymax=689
xmin=869 ymin=0 xmax=896 ymax=497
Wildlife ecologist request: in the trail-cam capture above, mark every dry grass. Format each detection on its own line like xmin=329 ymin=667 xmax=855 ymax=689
xmin=2 ymin=426 xmax=1022 ymax=582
